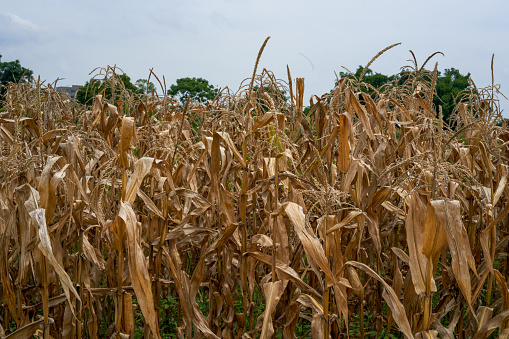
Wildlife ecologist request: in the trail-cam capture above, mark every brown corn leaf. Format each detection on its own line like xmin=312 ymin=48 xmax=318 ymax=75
xmin=82 ymin=232 xmax=105 ymax=270
xmin=37 ymin=155 xmax=67 ymax=224
xmin=209 ymin=132 xmax=221 ymax=200
xmin=338 ymin=113 xmax=351 ymax=173
xmin=499 ymin=329 xmax=509 ymax=339
xmin=165 ymin=243 xmax=219 ymax=339
xmin=476 ymin=306 xmax=493 ymax=333
xmin=118 ymin=202 xmax=160 ymax=338
xmin=247 ymin=251 xmax=322 ymax=300
xmin=392 ymin=247 xmax=410 ymax=264
xmin=327 ymin=210 xmax=363 ymax=234
xmin=247 ymin=112 xmax=274 ymax=136
xmin=422 ymin=201 xmax=447 ymax=262
xmin=259 ymin=281 xmax=284 ymax=339
xmin=472 ymin=309 xmax=509 ymax=339
xmin=216 ymin=131 xmax=247 ymax=168
xmin=346 ymin=87 xmax=375 ymax=140
xmin=104 ymin=103 xmax=119 ymax=138
xmin=205 ymin=222 xmax=239 ymax=255
xmin=121 ymin=292 xmax=135 ymax=338
xmin=28 ymin=208 xmax=81 ymax=310
xmin=430 ymin=200 xmax=477 ymax=316
xmin=5 ymin=318 xmax=49 ymax=339
xmin=493 ymin=164 xmax=508 ymax=205
xmin=119 ymin=116 xmax=136 ymax=169
xmin=494 ymin=269 xmax=509 ymax=315
xmin=406 ymin=194 xmax=434 ymax=295
xmin=0 ymin=211 xmax=18 ymax=323
xmin=125 ymin=157 xmax=154 ymax=204
xmin=284 ymin=202 xmax=334 ymax=283
xmin=342 ymin=261 xmax=414 ymax=339
xmin=415 ymin=330 xmax=438 ymax=339
xmin=311 ymin=313 xmax=325 ymax=339
xmin=137 ymin=189 xmax=164 ymax=219
xmin=251 ymin=234 xmax=273 ymax=248
xmin=0 ymin=125 xmax=14 ymax=145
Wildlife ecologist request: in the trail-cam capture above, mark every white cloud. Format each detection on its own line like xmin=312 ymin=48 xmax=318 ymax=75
xmin=0 ymin=12 xmax=45 ymax=45
xmin=6 ymin=13 xmax=38 ymax=30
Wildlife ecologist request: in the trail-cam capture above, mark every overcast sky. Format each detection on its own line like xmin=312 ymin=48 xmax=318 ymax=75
xmin=1 ymin=0 xmax=508 ymax=116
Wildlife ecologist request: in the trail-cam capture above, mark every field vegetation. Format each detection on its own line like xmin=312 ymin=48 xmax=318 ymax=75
xmin=1 ymin=40 xmax=509 ymax=338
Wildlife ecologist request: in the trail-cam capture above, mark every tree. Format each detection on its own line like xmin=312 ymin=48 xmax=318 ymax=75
xmin=338 ymin=66 xmax=470 ymax=123
xmin=433 ymin=68 xmax=470 ymax=122
xmin=0 ymin=55 xmax=33 ymax=98
xmin=76 ymin=74 xmax=139 ymax=105
xmin=339 ymin=66 xmax=396 ymax=93
xmin=135 ymin=79 xmax=155 ymax=94
xmin=168 ymin=77 xmax=218 ymax=104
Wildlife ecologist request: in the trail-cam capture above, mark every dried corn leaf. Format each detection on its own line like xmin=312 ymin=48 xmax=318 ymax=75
xmin=118 ymin=202 xmax=159 ymax=338
xmin=346 ymin=88 xmax=375 ymax=140
xmin=119 ymin=117 xmax=136 ymax=169
xmin=430 ymin=200 xmax=477 ymax=316
xmin=284 ymin=202 xmax=334 ymax=283
xmin=406 ymin=194 xmax=434 ymax=295
xmin=247 ymin=112 xmax=274 ymax=136
xmin=259 ymin=281 xmax=284 ymax=339
xmin=125 ymin=157 xmax=154 ymax=204
xmin=247 ymin=251 xmax=321 ymax=300
xmin=343 ymin=261 xmax=414 ymax=339
xmin=5 ymin=318 xmax=49 ymax=339
xmin=29 ymin=208 xmax=80 ymax=309
xmin=415 ymin=330 xmax=438 ymax=339
xmin=472 ymin=309 xmax=509 ymax=339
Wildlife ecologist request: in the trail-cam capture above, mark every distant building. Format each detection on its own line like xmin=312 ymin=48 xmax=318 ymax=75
xmin=56 ymin=85 xmax=83 ymax=100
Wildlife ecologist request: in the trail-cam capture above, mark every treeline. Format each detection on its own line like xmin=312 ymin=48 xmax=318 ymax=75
xmin=0 ymin=55 xmax=482 ymax=125
xmin=339 ymin=66 xmax=471 ymax=123
xmin=0 ymin=57 xmax=219 ymax=107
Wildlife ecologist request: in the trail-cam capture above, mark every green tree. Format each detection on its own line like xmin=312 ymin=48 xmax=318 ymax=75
xmin=339 ymin=66 xmax=396 ymax=92
xmin=433 ymin=68 xmax=470 ymax=122
xmin=0 ymin=55 xmax=33 ymax=99
xmin=76 ymin=74 xmax=139 ymax=105
xmin=135 ymin=79 xmax=155 ymax=94
xmin=168 ymin=77 xmax=218 ymax=104
xmin=339 ymin=66 xmax=470 ymax=123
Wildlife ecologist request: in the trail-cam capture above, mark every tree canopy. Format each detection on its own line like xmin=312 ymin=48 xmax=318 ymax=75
xmin=135 ymin=79 xmax=155 ymax=94
xmin=339 ymin=65 xmax=471 ymax=123
xmin=168 ymin=77 xmax=218 ymax=104
xmin=339 ymin=66 xmax=396 ymax=90
xmin=433 ymin=68 xmax=471 ymax=121
xmin=0 ymin=55 xmax=33 ymax=99
xmin=76 ymin=74 xmax=140 ymax=105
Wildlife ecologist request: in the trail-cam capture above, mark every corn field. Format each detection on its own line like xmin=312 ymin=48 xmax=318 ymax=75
xmin=1 ymin=41 xmax=509 ymax=339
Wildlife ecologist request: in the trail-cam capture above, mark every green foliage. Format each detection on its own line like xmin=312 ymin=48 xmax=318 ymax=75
xmin=349 ymin=313 xmax=402 ymax=338
xmin=339 ymin=66 xmax=396 ymax=93
xmin=9 ymin=321 xmax=16 ymax=332
xmin=76 ymin=74 xmax=140 ymax=105
xmin=158 ymin=294 xmax=179 ymax=339
xmin=339 ymin=66 xmax=471 ymax=124
xmin=303 ymin=106 xmax=310 ymax=116
xmin=168 ymin=77 xmax=218 ymax=104
xmin=433 ymin=68 xmax=471 ymax=122
xmin=0 ymin=55 xmax=33 ymax=99
xmin=135 ymin=79 xmax=155 ymax=94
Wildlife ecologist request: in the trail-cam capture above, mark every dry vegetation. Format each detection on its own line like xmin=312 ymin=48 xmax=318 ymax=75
xmin=1 ymin=41 xmax=509 ymax=339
